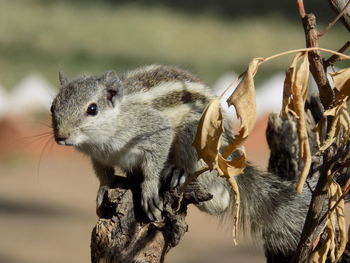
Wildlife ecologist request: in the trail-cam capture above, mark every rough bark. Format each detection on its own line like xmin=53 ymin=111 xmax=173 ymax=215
xmin=90 ymin=175 xmax=212 ymax=263
xmin=302 ymin=13 xmax=334 ymax=110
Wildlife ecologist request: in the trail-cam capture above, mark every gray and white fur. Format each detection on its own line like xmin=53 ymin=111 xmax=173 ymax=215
xmin=51 ymin=65 xmax=313 ymax=255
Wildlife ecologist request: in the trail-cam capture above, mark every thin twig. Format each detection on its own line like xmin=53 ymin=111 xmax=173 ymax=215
xmin=319 ymin=0 xmax=350 ymax=37
xmin=328 ymin=0 xmax=350 ymax=32
xmin=297 ymin=0 xmax=306 ymax=18
xmin=324 ymin=41 xmax=350 ymax=68
xmin=262 ymin=47 xmax=350 ymax=64
xmin=306 ymin=180 xmax=315 ymax=194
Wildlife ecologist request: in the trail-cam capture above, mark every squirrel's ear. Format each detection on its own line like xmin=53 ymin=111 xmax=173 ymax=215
xmin=102 ymin=71 xmax=119 ymax=83
xmin=102 ymin=71 xmax=123 ymax=106
xmin=58 ymin=72 xmax=68 ymax=87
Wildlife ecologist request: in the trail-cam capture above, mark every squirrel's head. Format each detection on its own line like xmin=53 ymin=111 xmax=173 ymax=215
xmin=51 ymin=71 xmax=123 ymax=147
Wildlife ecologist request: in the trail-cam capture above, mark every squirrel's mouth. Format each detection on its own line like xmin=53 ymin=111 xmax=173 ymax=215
xmin=55 ymin=136 xmax=75 ymax=146
xmin=58 ymin=141 xmax=74 ymax=146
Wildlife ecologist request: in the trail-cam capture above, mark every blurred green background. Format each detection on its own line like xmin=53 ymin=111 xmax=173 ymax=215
xmin=0 ymin=0 xmax=348 ymax=89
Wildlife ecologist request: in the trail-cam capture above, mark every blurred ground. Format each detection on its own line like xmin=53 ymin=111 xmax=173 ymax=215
xmin=0 ymin=160 xmax=264 ymax=263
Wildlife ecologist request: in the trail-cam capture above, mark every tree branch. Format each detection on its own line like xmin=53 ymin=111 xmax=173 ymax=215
xmin=328 ymin=0 xmax=350 ymax=31
xmin=292 ymin=9 xmax=337 ymax=263
xmin=319 ymin=0 xmax=350 ymax=36
xmin=324 ymin=41 xmax=350 ymax=68
xmin=90 ymin=175 xmax=212 ymax=263
xmin=302 ymin=13 xmax=334 ymax=109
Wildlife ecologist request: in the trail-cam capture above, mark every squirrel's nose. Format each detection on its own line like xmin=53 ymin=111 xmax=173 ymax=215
xmin=55 ymin=128 xmax=70 ymax=144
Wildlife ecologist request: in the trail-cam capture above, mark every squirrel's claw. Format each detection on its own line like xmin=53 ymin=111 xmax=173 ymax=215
xmin=141 ymin=182 xmax=163 ymax=222
xmin=169 ymin=167 xmax=188 ymax=189
xmin=142 ymin=196 xmax=163 ymax=222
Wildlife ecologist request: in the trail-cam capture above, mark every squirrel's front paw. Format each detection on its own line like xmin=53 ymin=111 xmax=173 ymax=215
xmin=164 ymin=164 xmax=188 ymax=189
xmin=141 ymin=182 xmax=163 ymax=222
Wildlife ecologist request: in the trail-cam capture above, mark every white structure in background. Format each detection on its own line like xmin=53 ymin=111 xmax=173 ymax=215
xmin=255 ymin=73 xmax=285 ymax=119
xmin=9 ymin=74 xmax=56 ymax=116
xmin=0 ymin=70 xmax=327 ymax=119
xmin=213 ymin=72 xmax=238 ymax=122
xmin=255 ymin=71 xmax=328 ymax=119
xmin=213 ymin=73 xmax=239 ymax=96
xmin=214 ymin=72 xmax=285 ymax=121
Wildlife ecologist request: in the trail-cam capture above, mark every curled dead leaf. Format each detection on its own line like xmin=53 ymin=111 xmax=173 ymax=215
xmin=330 ymin=68 xmax=350 ymax=98
xmin=335 ymin=182 xmax=346 ymax=261
xmin=192 ymin=97 xmax=224 ymax=170
xmin=312 ymin=169 xmax=347 ymax=263
xmin=318 ymin=97 xmax=350 ymax=152
xmin=226 ymin=58 xmax=263 ymax=143
xmin=192 ymin=58 xmax=262 ymax=243
xmin=281 ymin=52 xmax=311 ymax=193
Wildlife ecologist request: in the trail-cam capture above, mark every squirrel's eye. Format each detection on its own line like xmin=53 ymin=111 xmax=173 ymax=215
xmin=86 ymin=103 xmax=98 ymax=116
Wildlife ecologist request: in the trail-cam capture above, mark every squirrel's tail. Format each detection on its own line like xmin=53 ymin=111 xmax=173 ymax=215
xmin=195 ymin=165 xmax=312 ymax=256
xmin=237 ymin=165 xmax=311 ymax=255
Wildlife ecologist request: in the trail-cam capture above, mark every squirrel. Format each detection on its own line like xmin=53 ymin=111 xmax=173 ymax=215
xmin=51 ymin=65 xmax=314 ymax=256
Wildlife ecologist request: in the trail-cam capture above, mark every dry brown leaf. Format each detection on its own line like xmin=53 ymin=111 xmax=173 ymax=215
xmin=330 ymin=67 xmax=350 ymax=98
xmin=281 ymin=52 xmax=311 ymax=193
xmin=314 ymin=118 xmax=325 ymax=148
xmin=192 ymin=97 xmax=223 ymax=170
xmin=191 ymin=96 xmax=245 ymax=244
xmin=220 ymin=58 xmax=263 ymax=242
xmin=217 ymin=152 xmax=246 ymax=245
xmin=192 ymin=58 xmax=262 ymax=244
xmin=319 ymin=114 xmax=339 ymax=151
xmin=226 ymin=176 xmax=240 ymax=245
xmin=222 ymin=129 xmax=245 ymax=158
xmin=292 ymin=53 xmax=310 ymax=150
xmin=216 ymin=151 xmax=246 ymax=177
xmin=334 ymin=182 xmax=346 ymax=261
xmin=314 ymin=170 xmax=347 ymax=263
xmin=328 ymin=181 xmax=338 ymax=262
xmin=312 ymin=169 xmax=336 ymax=263
xmin=296 ymin=55 xmax=310 ymax=102
xmin=282 ymin=52 xmax=303 ymax=119
xmin=319 ymin=97 xmax=350 ymax=152
xmin=340 ymin=109 xmax=350 ymax=146
xmin=225 ymin=57 xmax=263 ymax=153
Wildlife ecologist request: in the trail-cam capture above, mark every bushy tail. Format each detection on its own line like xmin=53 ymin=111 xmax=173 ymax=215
xmin=236 ymin=165 xmax=312 ymax=255
xmin=193 ymin=120 xmax=322 ymax=256
xmin=194 ymin=163 xmax=315 ymax=256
